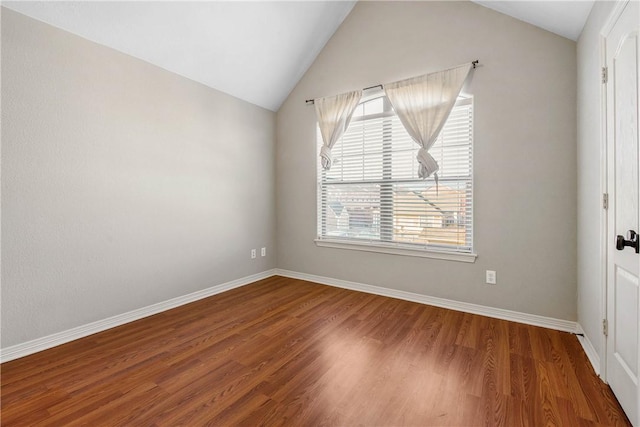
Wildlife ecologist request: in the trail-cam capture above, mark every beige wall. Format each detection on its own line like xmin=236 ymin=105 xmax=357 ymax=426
xmin=576 ymin=0 xmax=617 ymax=366
xmin=276 ymin=1 xmax=578 ymax=320
xmin=1 ymin=9 xmax=276 ymax=347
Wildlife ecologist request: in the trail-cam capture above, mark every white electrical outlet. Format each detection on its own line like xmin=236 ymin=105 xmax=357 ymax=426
xmin=251 ymin=249 xmax=256 ymax=259
xmin=486 ymin=270 xmax=497 ymax=285
xmin=261 ymin=247 xmax=266 ymax=257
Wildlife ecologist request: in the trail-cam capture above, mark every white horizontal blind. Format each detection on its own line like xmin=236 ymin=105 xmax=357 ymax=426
xmin=317 ymin=94 xmax=473 ymax=253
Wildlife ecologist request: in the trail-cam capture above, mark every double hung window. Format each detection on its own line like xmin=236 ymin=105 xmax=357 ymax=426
xmin=316 ymin=92 xmax=474 ymax=258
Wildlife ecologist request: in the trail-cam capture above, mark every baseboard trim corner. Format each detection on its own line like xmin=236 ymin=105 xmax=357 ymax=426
xmin=576 ymin=324 xmax=601 ymax=376
xmin=0 ymin=269 xmax=277 ymax=363
xmin=275 ymin=269 xmax=578 ymax=334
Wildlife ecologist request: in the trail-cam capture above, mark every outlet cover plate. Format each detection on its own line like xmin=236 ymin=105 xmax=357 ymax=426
xmin=486 ymin=270 xmax=497 ymax=285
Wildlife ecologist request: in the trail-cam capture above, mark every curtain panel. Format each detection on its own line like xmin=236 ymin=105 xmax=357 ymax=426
xmin=314 ymin=90 xmax=362 ymax=171
xmin=384 ymin=63 xmax=472 ymax=181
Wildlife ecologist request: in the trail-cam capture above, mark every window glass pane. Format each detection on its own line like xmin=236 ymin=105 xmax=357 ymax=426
xmin=322 ymin=183 xmax=381 ymax=241
xmin=393 ymin=181 xmax=471 ymax=248
xmin=351 ymin=103 xmax=365 ymax=118
xmin=364 ymin=97 xmax=384 ymax=115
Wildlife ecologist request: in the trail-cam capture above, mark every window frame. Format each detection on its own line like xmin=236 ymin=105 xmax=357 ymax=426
xmin=315 ymin=91 xmax=477 ymax=263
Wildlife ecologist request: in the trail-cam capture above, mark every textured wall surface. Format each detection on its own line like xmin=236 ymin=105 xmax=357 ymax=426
xmin=276 ymin=1 xmax=578 ymax=320
xmin=1 ymin=8 xmax=276 ymax=347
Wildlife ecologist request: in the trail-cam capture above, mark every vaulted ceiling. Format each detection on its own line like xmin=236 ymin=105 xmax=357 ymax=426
xmin=3 ymin=1 xmax=356 ymax=111
xmin=3 ymin=1 xmax=593 ymax=112
xmin=471 ymin=1 xmax=594 ymax=41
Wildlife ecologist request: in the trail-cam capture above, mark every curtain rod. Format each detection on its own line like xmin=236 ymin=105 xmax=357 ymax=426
xmin=305 ymin=60 xmax=479 ymax=105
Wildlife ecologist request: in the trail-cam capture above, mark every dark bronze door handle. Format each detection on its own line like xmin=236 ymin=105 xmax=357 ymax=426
xmin=616 ymin=230 xmax=639 ymax=253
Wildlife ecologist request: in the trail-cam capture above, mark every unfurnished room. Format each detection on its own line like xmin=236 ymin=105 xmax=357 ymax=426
xmin=1 ymin=0 xmax=639 ymax=425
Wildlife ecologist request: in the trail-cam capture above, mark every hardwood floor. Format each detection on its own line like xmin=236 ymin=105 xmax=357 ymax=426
xmin=1 ymin=276 xmax=631 ymax=426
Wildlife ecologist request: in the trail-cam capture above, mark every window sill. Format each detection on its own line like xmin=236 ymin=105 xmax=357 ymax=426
xmin=314 ymin=239 xmax=477 ymax=263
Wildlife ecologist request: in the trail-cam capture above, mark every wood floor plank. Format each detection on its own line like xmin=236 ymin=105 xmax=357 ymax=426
xmin=1 ymin=276 xmax=632 ymax=426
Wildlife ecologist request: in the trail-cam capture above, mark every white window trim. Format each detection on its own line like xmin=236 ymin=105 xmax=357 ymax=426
xmin=315 ymin=238 xmax=477 ymax=263
xmin=316 ymin=92 xmax=475 ymax=262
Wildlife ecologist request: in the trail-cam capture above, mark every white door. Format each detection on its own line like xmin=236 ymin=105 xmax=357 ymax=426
xmin=605 ymin=1 xmax=640 ymax=425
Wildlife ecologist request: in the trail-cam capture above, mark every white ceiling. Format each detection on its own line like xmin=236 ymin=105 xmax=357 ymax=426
xmin=471 ymin=1 xmax=594 ymax=41
xmin=4 ymin=1 xmax=592 ymax=112
xmin=3 ymin=1 xmax=356 ymax=111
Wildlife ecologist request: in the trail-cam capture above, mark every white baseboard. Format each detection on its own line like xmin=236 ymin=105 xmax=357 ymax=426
xmin=0 ymin=269 xmax=277 ymax=363
xmin=576 ymin=323 xmax=601 ymax=376
xmin=2 ymin=268 xmax=581 ymax=364
xmin=275 ymin=269 xmax=578 ymax=334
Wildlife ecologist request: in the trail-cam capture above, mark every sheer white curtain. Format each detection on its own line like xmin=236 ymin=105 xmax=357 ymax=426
xmin=384 ymin=63 xmax=472 ymax=181
xmin=314 ymin=90 xmax=362 ymax=171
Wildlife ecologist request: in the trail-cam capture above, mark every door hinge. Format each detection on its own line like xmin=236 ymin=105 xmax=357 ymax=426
xmin=603 ymin=319 xmax=608 ymax=336
xmin=602 ymin=66 xmax=608 ymax=84
xmin=603 ymin=193 xmax=609 ymax=210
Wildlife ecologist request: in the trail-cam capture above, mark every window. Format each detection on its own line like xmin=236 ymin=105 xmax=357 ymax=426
xmin=316 ymin=92 xmax=474 ymax=260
